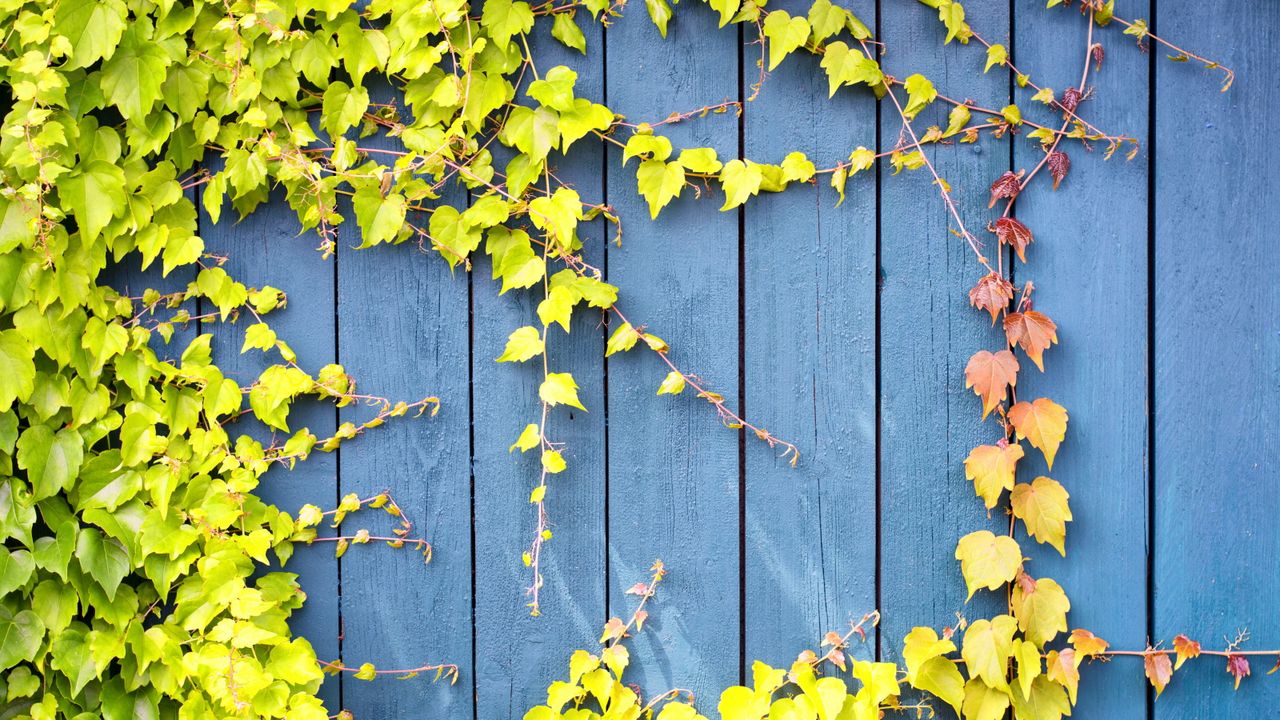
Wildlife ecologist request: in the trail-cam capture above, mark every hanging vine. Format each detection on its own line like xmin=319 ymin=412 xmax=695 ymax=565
xmin=0 ymin=0 xmax=1267 ymax=718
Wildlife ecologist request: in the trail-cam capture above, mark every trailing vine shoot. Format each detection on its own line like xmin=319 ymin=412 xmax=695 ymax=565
xmin=0 ymin=0 xmax=1270 ymax=717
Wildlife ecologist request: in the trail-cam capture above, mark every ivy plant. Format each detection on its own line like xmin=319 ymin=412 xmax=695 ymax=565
xmin=0 ymin=0 xmax=1262 ymax=717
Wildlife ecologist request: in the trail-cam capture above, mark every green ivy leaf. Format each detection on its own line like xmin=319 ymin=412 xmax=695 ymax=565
xmin=497 ymin=326 xmax=545 ymax=363
xmin=719 ymin=160 xmax=763 ymax=211
xmin=656 ymin=371 xmax=685 ymax=395
xmin=644 ymin=0 xmax=673 ymax=37
xmin=510 ymin=424 xmax=540 ymax=453
xmin=0 ymin=606 xmax=44 ymax=671
xmin=0 ymin=330 xmax=35 ymax=412
xmin=528 ymin=66 xmax=579 ymax=112
xmin=807 ymin=0 xmax=850 ymax=42
xmin=74 ymin=527 xmax=131 ymax=600
xmin=551 ymin=13 xmax=588 ymax=54
xmin=780 ymin=152 xmax=816 ymax=183
xmin=762 ymin=11 xmax=811 ymax=71
xmin=820 ymin=42 xmax=883 ymax=97
xmin=676 ymin=148 xmax=722 ymax=174
xmin=55 ymin=0 xmax=128 ymax=69
xmin=17 ymin=425 xmax=84 ymax=502
xmin=99 ymin=25 xmax=170 ymax=121
xmin=539 ymin=372 xmax=586 ymax=411
xmin=59 ymin=161 xmax=127 ymax=242
xmin=0 ymin=547 xmax=35 ymax=596
xmin=985 ymin=43 xmax=1009 ymax=72
xmin=903 ymin=74 xmax=937 ymax=119
xmin=353 ymin=188 xmax=407 ymax=248
xmin=707 ymin=0 xmax=740 ymax=26
xmin=636 ymin=160 xmax=686 ymax=219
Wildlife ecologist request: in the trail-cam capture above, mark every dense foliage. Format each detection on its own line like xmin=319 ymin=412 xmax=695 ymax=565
xmin=0 ymin=0 xmax=1258 ymax=717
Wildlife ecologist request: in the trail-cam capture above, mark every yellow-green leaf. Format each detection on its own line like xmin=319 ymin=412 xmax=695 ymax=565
xmin=961 ymin=616 xmax=1018 ymax=690
xmin=955 ymin=531 xmax=1023 ymax=599
xmin=1010 ymin=476 xmax=1072 ymax=555
xmin=964 ymin=442 xmax=1024 ymax=509
xmin=962 ymin=678 xmax=1010 ymax=720
xmin=510 ymin=424 xmax=540 ymax=453
xmin=540 ymin=373 xmax=586 ymax=411
xmin=1011 ymin=576 xmax=1071 ymax=648
xmin=497 ymin=326 xmax=545 ymax=363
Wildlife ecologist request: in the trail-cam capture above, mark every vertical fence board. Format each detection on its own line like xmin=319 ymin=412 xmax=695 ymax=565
xmin=604 ymin=6 xmax=743 ymax=701
xmin=200 ymin=190 xmax=341 ymax=709
xmin=337 ymin=116 xmax=473 ymax=716
xmin=1011 ymin=1 xmax=1149 ymax=714
xmin=472 ymin=22 xmax=609 ymax=719
xmin=878 ymin=0 xmax=1010 ymax=668
xmin=741 ymin=0 xmax=878 ymax=671
xmin=1154 ymin=1 xmax=1280 ymax=715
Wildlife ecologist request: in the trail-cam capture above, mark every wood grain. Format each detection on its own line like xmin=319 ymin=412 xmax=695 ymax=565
xmin=741 ymin=0 xmax=878 ymax=673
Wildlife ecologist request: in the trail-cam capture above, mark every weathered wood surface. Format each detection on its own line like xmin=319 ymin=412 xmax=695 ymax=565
xmin=176 ymin=2 xmax=1279 ymax=717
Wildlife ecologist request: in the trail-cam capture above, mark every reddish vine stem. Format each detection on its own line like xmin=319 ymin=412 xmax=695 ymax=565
xmin=862 ymin=40 xmax=992 ymax=273
xmin=807 ymin=611 xmax=881 ymax=669
xmin=1002 ymin=18 xmax=1095 ymax=218
xmin=603 ymin=560 xmax=667 ymax=647
xmin=317 ymin=659 xmax=460 ymax=680
xmin=964 ymin=26 xmax=1122 ymax=143
xmin=1108 ymin=650 xmax=1279 ymax=658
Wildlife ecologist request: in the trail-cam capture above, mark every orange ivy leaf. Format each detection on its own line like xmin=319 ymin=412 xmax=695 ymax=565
xmin=965 ymin=350 xmax=1019 ymax=420
xmin=1008 ymin=398 xmax=1068 ymax=469
xmin=994 ymin=217 xmax=1034 ymax=263
xmin=1004 ymin=310 xmax=1058 ymax=371
xmin=1172 ymin=634 xmax=1201 ymax=669
xmin=1227 ymin=654 xmax=1250 ymax=690
xmin=1045 ymin=648 xmax=1080 ymax=705
xmin=1144 ymin=650 xmax=1173 ymax=697
xmin=599 ymin=617 xmax=626 ymax=644
xmin=964 ymin=441 xmax=1025 ymax=509
xmin=969 ymin=272 xmax=1015 ymax=324
xmin=1069 ymin=629 xmax=1110 ymax=659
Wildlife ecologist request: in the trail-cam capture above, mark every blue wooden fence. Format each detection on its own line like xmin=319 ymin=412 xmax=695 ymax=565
xmin=175 ymin=0 xmax=1279 ymax=717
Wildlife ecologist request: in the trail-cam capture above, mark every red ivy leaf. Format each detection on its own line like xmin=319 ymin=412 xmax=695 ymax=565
xmin=1061 ymin=87 xmax=1083 ymax=114
xmin=1047 ymin=151 xmax=1071 ymax=191
xmin=1227 ymin=654 xmax=1251 ymax=690
xmin=994 ymin=217 xmax=1034 ymax=262
xmin=1092 ymin=44 xmax=1105 ymax=70
xmin=1144 ymin=650 xmax=1173 ymax=697
xmin=969 ymin=272 xmax=1015 ymax=324
xmin=988 ymin=171 xmax=1024 ymax=208
xmin=829 ymin=648 xmax=847 ymax=671
xmin=625 ymin=582 xmax=649 ymax=596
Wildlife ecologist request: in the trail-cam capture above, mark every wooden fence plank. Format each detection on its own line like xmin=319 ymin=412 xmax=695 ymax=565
xmin=604 ymin=7 xmax=743 ymax=701
xmin=1011 ymin=2 xmax=1149 ymax=714
xmin=337 ymin=106 xmax=474 ymax=716
xmin=199 ymin=188 xmax=342 ymax=709
xmin=877 ymin=0 xmax=1010 ymax=670
xmin=472 ymin=22 xmax=609 ymax=719
xmin=741 ymin=0 xmax=878 ymax=671
xmin=1154 ymin=1 xmax=1280 ymax=714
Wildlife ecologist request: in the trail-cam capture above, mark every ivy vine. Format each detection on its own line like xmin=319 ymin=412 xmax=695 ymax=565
xmin=0 ymin=0 xmax=1267 ymax=717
